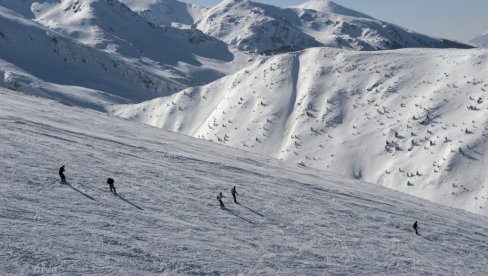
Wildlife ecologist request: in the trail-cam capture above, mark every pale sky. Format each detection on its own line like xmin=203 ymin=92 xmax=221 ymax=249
xmin=184 ymin=0 xmax=488 ymax=42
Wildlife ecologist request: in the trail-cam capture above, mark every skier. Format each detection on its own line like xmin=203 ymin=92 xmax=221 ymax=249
xmin=413 ymin=221 xmax=420 ymax=235
xmin=107 ymin=178 xmax=117 ymax=194
xmin=231 ymin=186 xmax=238 ymax=204
xmin=217 ymin=192 xmax=225 ymax=208
xmin=59 ymin=165 xmax=66 ymax=183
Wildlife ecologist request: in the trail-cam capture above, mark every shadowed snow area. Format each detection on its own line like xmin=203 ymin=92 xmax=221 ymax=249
xmin=1 ymin=90 xmax=488 ymax=274
xmin=0 ymin=1 xmax=234 ymax=105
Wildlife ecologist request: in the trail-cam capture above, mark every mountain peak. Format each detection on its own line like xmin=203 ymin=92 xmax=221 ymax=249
xmin=292 ymin=0 xmax=372 ymax=19
xmin=196 ymin=0 xmax=321 ymax=54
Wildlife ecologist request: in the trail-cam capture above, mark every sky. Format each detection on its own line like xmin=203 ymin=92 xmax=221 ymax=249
xmin=184 ymin=0 xmax=488 ymax=42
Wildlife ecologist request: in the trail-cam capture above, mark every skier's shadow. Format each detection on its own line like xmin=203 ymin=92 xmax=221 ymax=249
xmin=239 ymin=203 xmax=265 ymax=217
xmin=65 ymin=182 xmax=96 ymax=201
xmin=116 ymin=194 xmax=144 ymax=211
xmin=464 ymin=153 xmax=479 ymax=161
xmin=224 ymin=208 xmax=254 ymax=224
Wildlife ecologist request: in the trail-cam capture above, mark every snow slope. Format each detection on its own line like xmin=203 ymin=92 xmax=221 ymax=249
xmin=2 ymin=89 xmax=488 ymax=274
xmin=112 ymin=47 xmax=488 ymax=216
xmin=471 ymin=31 xmax=488 ymax=47
xmin=195 ymin=0 xmax=471 ymax=54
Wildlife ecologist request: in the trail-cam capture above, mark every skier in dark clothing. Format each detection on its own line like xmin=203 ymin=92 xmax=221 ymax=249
xmin=217 ymin=192 xmax=225 ymax=208
xmin=231 ymin=186 xmax=238 ymax=204
xmin=107 ymin=178 xmax=116 ymax=194
xmin=59 ymin=166 xmax=66 ymax=183
xmin=413 ymin=221 xmax=420 ymax=235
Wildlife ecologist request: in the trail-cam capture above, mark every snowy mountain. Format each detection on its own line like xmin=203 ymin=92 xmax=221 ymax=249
xmin=195 ymin=0 xmax=471 ymax=54
xmin=111 ymin=47 xmax=488 ymax=216
xmin=0 ymin=0 xmax=471 ymax=110
xmin=28 ymin=0 xmax=233 ymax=74
xmin=0 ymin=1 xmax=235 ymax=107
xmin=2 ymin=89 xmax=488 ymax=274
xmin=195 ymin=0 xmax=322 ymax=55
xmin=471 ymin=31 xmax=488 ymax=47
xmin=119 ymin=0 xmax=208 ymax=28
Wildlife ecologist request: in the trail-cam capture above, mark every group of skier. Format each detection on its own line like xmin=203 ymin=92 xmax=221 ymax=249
xmin=58 ymin=165 xmax=117 ymax=195
xmin=59 ymin=166 xmax=236 ymax=205
xmin=217 ymin=186 xmax=238 ymax=208
xmin=58 ymin=166 xmax=422 ymax=235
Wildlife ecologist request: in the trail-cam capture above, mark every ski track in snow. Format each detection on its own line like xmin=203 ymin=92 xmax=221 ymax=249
xmin=1 ymin=90 xmax=488 ymax=274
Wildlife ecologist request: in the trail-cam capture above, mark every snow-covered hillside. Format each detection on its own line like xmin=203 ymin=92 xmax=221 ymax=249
xmin=195 ymin=0 xmax=470 ymax=54
xmin=2 ymin=89 xmax=488 ymax=274
xmin=119 ymin=0 xmax=208 ymax=28
xmin=471 ymin=31 xmax=488 ymax=47
xmin=112 ymin=47 xmax=488 ymax=216
xmin=0 ymin=1 xmax=235 ymax=107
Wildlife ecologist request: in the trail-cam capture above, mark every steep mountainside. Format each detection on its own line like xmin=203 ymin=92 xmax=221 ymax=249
xmin=0 ymin=5 xmax=160 ymax=106
xmin=112 ymin=47 xmax=488 ymax=215
xmin=195 ymin=0 xmax=471 ymax=54
xmin=2 ymin=90 xmax=488 ymax=274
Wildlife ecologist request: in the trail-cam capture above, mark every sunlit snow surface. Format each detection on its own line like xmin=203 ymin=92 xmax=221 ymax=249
xmin=112 ymin=47 xmax=488 ymax=216
xmin=1 ymin=90 xmax=487 ymax=274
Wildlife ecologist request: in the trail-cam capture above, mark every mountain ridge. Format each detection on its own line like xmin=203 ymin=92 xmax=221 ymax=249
xmin=195 ymin=0 xmax=471 ymax=54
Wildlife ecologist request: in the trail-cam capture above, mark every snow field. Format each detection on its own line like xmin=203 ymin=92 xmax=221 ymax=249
xmin=1 ymin=90 xmax=488 ymax=274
